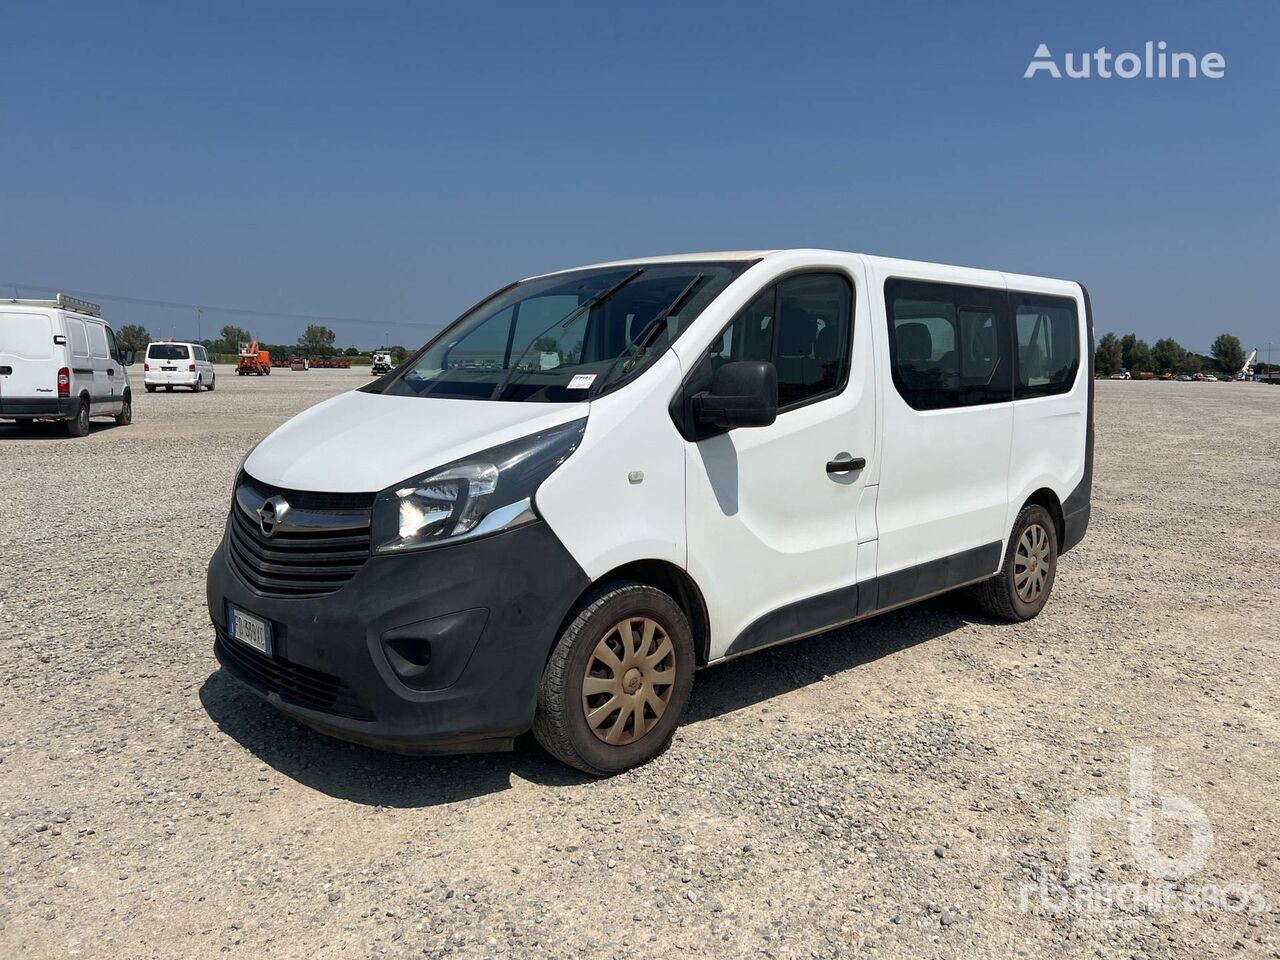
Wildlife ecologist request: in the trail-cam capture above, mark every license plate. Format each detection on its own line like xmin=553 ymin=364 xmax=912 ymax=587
xmin=227 ymin=604 xmax=273 ymax=655
xmin=161 ymin=366 xmax=176 ymax=371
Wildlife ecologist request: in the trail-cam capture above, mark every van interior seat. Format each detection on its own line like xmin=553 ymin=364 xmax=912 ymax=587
xmin=776 ymin=310 xmax=818 ymax=389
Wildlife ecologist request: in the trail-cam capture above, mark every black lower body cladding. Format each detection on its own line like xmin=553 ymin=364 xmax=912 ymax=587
xmin=207 ymin=519 xmax=590 ymax=753
xmin=0 ymin=396 xmax=79 ymax=419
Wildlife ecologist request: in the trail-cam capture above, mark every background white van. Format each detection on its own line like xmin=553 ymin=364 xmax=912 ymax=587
xmin=0 ymin=294 xmax=134 ymax=436
xmin=144 ymin=341 xmax=216 ymax=392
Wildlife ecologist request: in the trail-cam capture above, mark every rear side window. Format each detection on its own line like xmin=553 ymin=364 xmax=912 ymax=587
xmin=88 ymin=323 xmax=110 ymax=360
xmin=147 ymin=344 xmax=191 ymax=360
xmin=65 ymin=318 xmax=90 ymax=358
xmin=1012 ymin=294 xmax=1080 ymax=398
xmin=886 ymin=279 xmax=1011 ymax=410
xmin=706 ymin=272 xmax=853 ymax=410
xmin=194 ymin=345 xmax=207 ymax=361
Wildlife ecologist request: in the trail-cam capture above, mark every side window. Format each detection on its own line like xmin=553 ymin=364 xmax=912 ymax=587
xmin=196 ymin=346 xmax=207 ymax=362
xmin=886 ymin=279 xmax=1011 ymax=410
xmin=66 ymin=318 xmax=90 ymax=358
xmin=88 ymin=322 xmax=110 ymax=360
xmin=104 ymin=326 xmax=121 ymax=363
xmin=776 ymin=273 xmax=852 ymax=407
xmin=701 ymin=272 xmax=853 ymax=410
xmin=1013 ymin=294 xmax=1080 ymax=398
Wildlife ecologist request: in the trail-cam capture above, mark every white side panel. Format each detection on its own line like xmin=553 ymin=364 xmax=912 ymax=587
xmin=535 ymin=351 xmax=688 ymax=578
xmin=1002 ymin=277 xmax=1088 ymax=532
xmin=868 ymin=260 xmax=1013 ymax=577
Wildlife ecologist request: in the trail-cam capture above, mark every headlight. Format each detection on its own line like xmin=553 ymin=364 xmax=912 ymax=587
xmin=371 ymin=418 xmax=587 ymax=554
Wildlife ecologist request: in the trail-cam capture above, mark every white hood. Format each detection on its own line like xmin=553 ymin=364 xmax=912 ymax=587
xmin=243 ymin=389 xmax=587 ymax=493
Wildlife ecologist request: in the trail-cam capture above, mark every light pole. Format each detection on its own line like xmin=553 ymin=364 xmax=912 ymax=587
xmin=195 ymin=307 xmax=203 ymax=343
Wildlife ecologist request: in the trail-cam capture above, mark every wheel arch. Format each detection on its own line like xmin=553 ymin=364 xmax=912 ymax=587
xmin=1022 ymin=487 xmax=1065 ymax=550
xmin=556 ymin=559 xmax=711 ymax=667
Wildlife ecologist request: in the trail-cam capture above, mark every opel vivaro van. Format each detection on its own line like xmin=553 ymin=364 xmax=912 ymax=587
xmin=0 ymin=294 xmax=135 ymax=436
xmin=144 ymin=341 xmax=215 ymax=392
xmin=208 ymin=250 xmax=1093 ymax=774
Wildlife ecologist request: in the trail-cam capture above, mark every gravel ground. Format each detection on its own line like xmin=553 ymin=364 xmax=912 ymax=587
xmin=1 ymin=369 xmax=1277 ymax=959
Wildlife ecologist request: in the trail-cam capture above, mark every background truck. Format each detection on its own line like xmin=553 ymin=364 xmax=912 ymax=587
xmin=236 ymin=341 xmax=271 ymax=376
xmin=371 ymin=351 xmax=392 ymax=375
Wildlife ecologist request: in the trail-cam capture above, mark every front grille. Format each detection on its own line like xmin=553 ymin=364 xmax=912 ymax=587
xmin=226 ymin=480 xmax=373 ymax=598
xmin=240 ymin=473 xmax=376 ymax=512
xmin=215 ymin=629 xmax=372 ymax=720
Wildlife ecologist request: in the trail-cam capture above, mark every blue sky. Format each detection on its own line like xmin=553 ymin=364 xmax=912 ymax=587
xmin=2 ymin=1 xmax=1276 ymax=354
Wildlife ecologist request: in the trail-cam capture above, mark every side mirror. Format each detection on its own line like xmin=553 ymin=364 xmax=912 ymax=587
xmin=122 ymin=350 xmax=135 ymax=366
xmin=694 ymin=361 xmax=778 ymax=431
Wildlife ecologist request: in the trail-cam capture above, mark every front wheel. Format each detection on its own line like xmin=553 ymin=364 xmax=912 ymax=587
xmin=114 ymin=393 xmax=132 ymax=426
xmin=208 ymin=375 xmax=216 ymax=391
xmin=533 ymin=582 xmax=695 ymax=776
xmin=973 ymin=504 xmax=1058 ymax=621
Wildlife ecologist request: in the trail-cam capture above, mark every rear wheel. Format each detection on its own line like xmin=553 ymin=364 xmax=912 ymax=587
xmin=165 ymin=385 xmax=173 ymax=392
xmin=533 ymin=582 xmax=695 ymax=776
xmin=145 ymin=384 xmax=156 ymax=393
xmin=973 ymin=504 xmax=1058 ymax=621
xmin=208 ymin=374 xmax=216 ymax=391
xmin=193 ymin=376 xmax=203 ymax=392
xmin=114 ymin=393 xmax=132 ymax=426
xmin=66 ymin=397 xmax=90 ymax=437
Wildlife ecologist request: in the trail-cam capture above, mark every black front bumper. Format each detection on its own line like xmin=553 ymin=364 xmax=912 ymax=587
xmin=0 ymin=396 xmax=78 ymax=419
xmin=207 ymin=520 xmax=590 ymax=753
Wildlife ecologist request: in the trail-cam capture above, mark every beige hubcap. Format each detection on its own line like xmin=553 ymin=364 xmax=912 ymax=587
xmin=1015 ymin=522 xmax=1052 ymax=603
xmin=582 ymin=617 xmax=676 ymax=745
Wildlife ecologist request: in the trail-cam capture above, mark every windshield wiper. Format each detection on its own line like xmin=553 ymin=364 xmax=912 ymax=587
xmin=491 ymin=268 xmax=645 ymax=400
xmin=589 ymin=274 xmax=705 ymax=398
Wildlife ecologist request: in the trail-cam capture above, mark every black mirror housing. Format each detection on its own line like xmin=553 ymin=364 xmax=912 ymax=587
xmin=693 ymin=361 xmax=778 ymax=433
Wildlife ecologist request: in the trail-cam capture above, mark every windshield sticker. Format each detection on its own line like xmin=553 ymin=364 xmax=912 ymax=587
xmin=567 ymin=373 xmax=597 ymax=390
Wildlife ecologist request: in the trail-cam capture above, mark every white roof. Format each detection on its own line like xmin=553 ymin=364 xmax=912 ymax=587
xmin=526 ymin=248 xmax=1078 ymax=290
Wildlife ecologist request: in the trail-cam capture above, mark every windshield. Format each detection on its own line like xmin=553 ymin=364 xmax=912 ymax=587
xmin=384 ymin=261 xmax=750 ymax=402
xmin=148 ymin=344 xmax=190 ymax=360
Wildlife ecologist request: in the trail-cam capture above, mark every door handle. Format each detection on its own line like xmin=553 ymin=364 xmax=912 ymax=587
xmin=0 ymin=366 xmax=11 ymax=376
xmin=107 ymin=369 xmax=115 ymax=377
xmin=826 ymin=456 xmax=866 ymax=474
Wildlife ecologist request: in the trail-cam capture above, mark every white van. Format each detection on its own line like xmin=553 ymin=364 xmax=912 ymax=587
xmin=0 ymin=295 xmax=135 ymax=436
xmin=208 ymin=250 xmax=1093 ymax=774
xmin=144 ymin=341 xmax=215 ymax=392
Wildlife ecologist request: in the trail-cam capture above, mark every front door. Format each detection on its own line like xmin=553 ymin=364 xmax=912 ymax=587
xmin=684 ymin=267 xmax=877 ymax=660
xmin=86 ymin=321 xmax=116 ymax=412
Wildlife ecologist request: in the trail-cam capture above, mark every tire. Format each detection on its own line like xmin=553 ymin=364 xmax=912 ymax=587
xmin=193 ymin=376 xmax=203 ymax=392
xmin=973 ymin=504 xmax=1058 ymax=622
xmin=165 ymin=385 xmax=173 ymax=392
xmin=114 ymin=393 xmax=132 ymax=426
xmin=66 ymin=397 xmax=90 ymax=437
xmin=533 ymin=582 xmax=696 ymax=776
xmin=145 ymin=385 xmax=156 ymax=393
xmin=208 ymin=375 xmax=216 ymax=391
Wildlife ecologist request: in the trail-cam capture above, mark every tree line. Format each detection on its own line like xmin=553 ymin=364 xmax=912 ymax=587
xmin=1094 ymin=331 xmax=1262 ymax=377
xmin=111 ymin=322 xmax=410 ymax=364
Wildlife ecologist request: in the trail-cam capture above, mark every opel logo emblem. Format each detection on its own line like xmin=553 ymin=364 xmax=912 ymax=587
xmin=257 ymin=495 xmax=290 ymax=537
